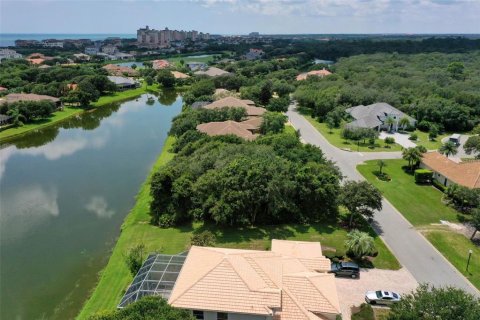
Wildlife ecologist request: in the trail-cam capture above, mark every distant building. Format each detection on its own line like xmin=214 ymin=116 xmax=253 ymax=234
xmin=249 ymin=32 xmax=260 ymax=37
xmin=152 ymin=59 xmax=171 ymax=69
xmin=84 ymin=47 xmax=99 ymax=55
xmin=0 ymin=93 xmax=62 ymax=108
xmin=296 ymin=68 xmax=332 ymax=81
xmin=186 ymin=61 xmax=207 ymax=71
xmin=0 ymin=49 xmax=23 ymax=62
xmin=245 ymin=48 xmax=265 ymax=60
xmin=101 ymin=45 xmax=118 ymax=55
xmin=194 ymin=67 xmax=230 ymax=77
xmin=41 ymin=39 xmax=64 ymax=48
xmin=107 ymin=76 xmax=139 ymax=90
xmin=103 ymin=64 xmax=139 ymax=77
xmin=136 ymin=26 xmax=210 ymax=49
xmin=73 ymin=53 xmax=90 ymax=61
xmin=171 ymin=71 xmax=190 ymax=79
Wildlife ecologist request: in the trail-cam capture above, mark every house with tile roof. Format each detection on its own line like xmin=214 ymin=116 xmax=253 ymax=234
xmin=169 ymin=240 xmax=341 ymax=320
xmin=0 ymin=93 xmax=62 ymax=108
xmin=194 ymin=67 xmax=230 ymax=77
xmin=203 ymin=97 xmax=266 ymax=117
xmin=103 ymin=64 xmax=139 ymax=77
xmin=296 ymin=68 xmax=332 ymax=81
xmin=420 ymin=151 xmax=480 ymax=189
xmin=345 ymin=102 xmax=416 ymax=132
xmin=196 ymin=120 xmax=259 ymax=141
xmin=152 ymin=59 xmax=171 ymax=70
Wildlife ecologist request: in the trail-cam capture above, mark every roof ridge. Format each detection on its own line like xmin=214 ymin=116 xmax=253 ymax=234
xmin=244 ymin=256 xmax=277 ymax=288
xmin=168 ymin=247 xmax=223 ymax=304
xmin=305 ymin=274 xmax=341 ymax=313
xmin=282 ymin=287 xmax=320 ymax=320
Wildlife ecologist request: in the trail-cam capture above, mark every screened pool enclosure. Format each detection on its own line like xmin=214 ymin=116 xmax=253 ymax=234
xmin=118 ymin=252 xmax=187 ymax=308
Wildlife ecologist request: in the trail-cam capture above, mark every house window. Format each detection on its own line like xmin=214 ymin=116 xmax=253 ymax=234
xmin=193 ymin=310 xmax=204 ymax=320
xmin=217 ymin=312 xmax=228 ymax=320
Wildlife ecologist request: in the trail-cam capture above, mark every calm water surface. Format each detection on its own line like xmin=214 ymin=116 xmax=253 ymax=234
xmin=0 ymin=92 xmax=181 ymax=319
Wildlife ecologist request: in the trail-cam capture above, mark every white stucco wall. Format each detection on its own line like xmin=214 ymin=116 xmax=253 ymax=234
xmin=419 ymin=163 xmax=453 ymax=187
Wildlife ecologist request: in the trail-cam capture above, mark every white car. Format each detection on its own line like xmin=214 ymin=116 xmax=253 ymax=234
xmin=365 ymin=290 xmax=401 ymax=305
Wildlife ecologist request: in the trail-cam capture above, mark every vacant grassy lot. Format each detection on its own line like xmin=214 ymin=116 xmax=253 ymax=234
xmin=78 ymin=136 xmax=399 ymax=319
xmin=425 ymin=229 xmax=479 ymax=290
xmin=358 ymin=159 xmax=479 ymax=290
xmin=304 ymin=115 xmax=403 ymax=152
xmin=357 ymin=159 xmax=464 ymax=226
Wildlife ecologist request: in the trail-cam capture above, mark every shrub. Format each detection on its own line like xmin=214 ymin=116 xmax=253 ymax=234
xmin=158 ymin=215 xmax=175 ymax=228
xmin=409 ymin=133 xmax=418 ymax=141
xmin=445 ymin=184 xmax=480 ymax=213
xmin=384 ymin=136 xmax=395 ymax=144
xmin=433 ymin=179 xmax=447 ymax=192
xmin=190 ymin=230 xmax=216 ymax=247
xmin=414 ymin=169 xmax=433 ymax=184
xmin=124 ymin=244 xmax=145 ymax=276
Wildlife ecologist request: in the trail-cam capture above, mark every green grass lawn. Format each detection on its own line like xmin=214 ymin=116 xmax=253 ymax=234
xmin=0 ymin=85 xmax=159 ymax=141
xmin=167 ymin=54 xmax=215 ymax=68
xmin=78 ymin=136 xmax=399 ymax=319
xmin=304 ymin=115 xmax=403 ymax=152
xmin=357 ymin=159 xmax=465 ymax=226
xmin=412 ymin=130 xmax=449 ymax=151
xmin=425 ymin=229 xmax=480 ymax=290
xmin=358 ymin=159 xmax=479 ymax=290
xmin=0 ymin=107 xmax=83 ymax=140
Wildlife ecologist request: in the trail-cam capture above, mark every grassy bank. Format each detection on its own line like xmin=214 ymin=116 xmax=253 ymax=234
xmin=304 ymin=115 xmax=403 ymax=152
xmin=357 ymin=159 xmax=478 ymax=290
xmin=0 ymin=85 xmax=158 ymax=141
xmin=78 ymin=136 xmax=399 ymax=319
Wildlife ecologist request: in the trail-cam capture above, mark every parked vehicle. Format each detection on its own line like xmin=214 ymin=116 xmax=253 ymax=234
xmin=330 ymin=261 xmax=360 ymax=279
xmin=449 ymin=134 xmax=461 ymax=146
xmin=365 ymin=290 xmax=401 ymax=305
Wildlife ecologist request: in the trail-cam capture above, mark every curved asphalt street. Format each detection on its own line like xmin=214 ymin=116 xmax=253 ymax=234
xmin=287 ymin=103 xmax=479 ymax=296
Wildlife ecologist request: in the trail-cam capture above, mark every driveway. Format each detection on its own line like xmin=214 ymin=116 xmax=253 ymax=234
xmin=379 ymin=132 xmax=416 ymax=148
xmin=287 ymin=102 xmax=479 ymax=297
xmin=336 ymin=268 xmax=417 ymax=320
xmin=441 ymin=134 xmax=474 ymax=160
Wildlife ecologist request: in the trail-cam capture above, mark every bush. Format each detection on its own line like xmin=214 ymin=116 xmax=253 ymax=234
xmin=158 ymin=215 xmax=175 ymax=228
xmin=445 ymin=184 xmax=480 ymax=213
xmin=190 ymin=230 xmax=216 ymax=247
xmin=433 ymin=179 xmax=447 ymax=192
xmin=123 ymin=244 xmax=145 ymax=276
xmin=351 ymin=303 xmax=374 ymax=320
xmin=414 ymin=169 xmax=433 ymax=184
xmin=384 ymin=136 xmax=395 ymax=144
xmin=409 ymin=133 xmax=418 ymax=141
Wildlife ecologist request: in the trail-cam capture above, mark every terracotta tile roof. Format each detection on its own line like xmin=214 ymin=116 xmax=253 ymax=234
xmin=197 ymin=120 xmax=258 ymax=141
xmin=171 ymin=71 xmax=190 ymax=79
xmin=67 ymin=83 xmax=78 ymax=91
xmin=421 ymin=151 xmax=480 ymax=188
xmin=0 ymin=93 xmax=60 ymax=105
xmin=241 ymin=116 xmax=263 ymax=129
xmin=203 ymin=97 xmax=266 ymax=117
xmin=194 ymin=67 xmax=230 ymax=77
xmin=296 ymin=68 xmax=332 ymax=81
xmin=169 ymin=240 xmax=341 ymax=319
xmin=102 ymin=64 xmax=139 ymax=76
xmin=27 ymin=58 xmax=45 ymax=65
xmin=152 ymin=59 xmax=171 ymax=69
xmin=0 ymin=86 xmax=7 ymax=91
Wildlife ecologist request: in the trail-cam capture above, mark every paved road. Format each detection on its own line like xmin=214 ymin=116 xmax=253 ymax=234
xmin=287 ymin=104 xmax=479 ymax=296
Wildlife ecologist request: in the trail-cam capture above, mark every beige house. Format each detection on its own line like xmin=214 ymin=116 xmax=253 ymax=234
xmin=197 ymin=120 xmax=259 ymax=141
xmin=296 ymin=68 xmax=332 ymax=81
xmin=194 ymin=67 xmax=230 ymax=77
xmin=420 ymin=151 xmax=480 ymax=188
xmin=169 ymin=240 xmax=341 ymax=320
xmin=203 ymin=97 xmax=266 ymax=117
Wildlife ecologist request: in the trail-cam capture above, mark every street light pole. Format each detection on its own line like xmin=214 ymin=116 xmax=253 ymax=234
xmin=466 ymin=249 xmax=473 ymax=272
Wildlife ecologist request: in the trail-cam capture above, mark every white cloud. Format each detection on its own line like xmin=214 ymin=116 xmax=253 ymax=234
xmin=85 ymin=196 xmax=115 ymax=218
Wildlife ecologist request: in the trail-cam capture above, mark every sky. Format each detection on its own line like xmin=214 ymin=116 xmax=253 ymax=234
xmin=1 ymin=0 xmax=479 ymax=35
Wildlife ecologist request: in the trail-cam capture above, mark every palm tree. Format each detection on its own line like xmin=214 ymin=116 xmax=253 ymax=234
xmin=385 ymin=116 xmax=395 ymax=132
xmin=345 ymin=230 xmax=376 ymax=259
xmin=377 ymin=159 xmax=386 ymax=174
xmin=399 ymin=117 xmax=410 ymax=130
xmin=439 ymin=141 xmax=458 ymax=158
xmin=402 ymin=147 xmax=421 ymax=172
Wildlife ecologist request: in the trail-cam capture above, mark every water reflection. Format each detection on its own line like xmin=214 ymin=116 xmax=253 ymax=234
xmin=0 ymin=92 xmax=183 ymax=320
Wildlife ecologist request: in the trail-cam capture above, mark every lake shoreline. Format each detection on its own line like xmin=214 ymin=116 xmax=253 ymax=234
xmin=0 ymin=85 xmax=160 ymax=142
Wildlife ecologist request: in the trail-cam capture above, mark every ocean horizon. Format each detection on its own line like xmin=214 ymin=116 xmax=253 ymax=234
xmin=0 ymin=33 xmax=136 ymax=47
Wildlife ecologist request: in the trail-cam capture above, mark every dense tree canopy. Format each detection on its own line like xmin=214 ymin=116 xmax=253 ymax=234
xmin=294 ymin=52 xmax=480 ymax=131
xmin=150 ymin=132 xmax=341 ymax=227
